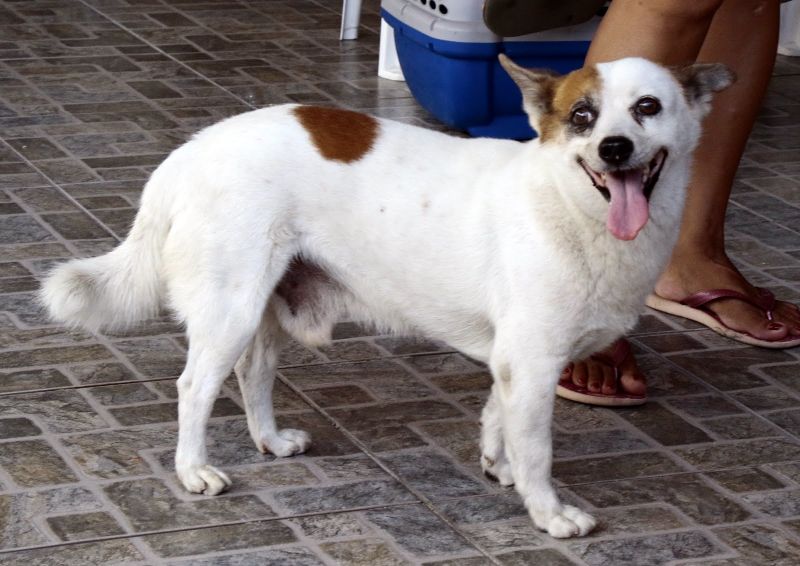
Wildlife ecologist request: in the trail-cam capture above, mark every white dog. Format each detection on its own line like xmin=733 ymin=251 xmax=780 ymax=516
xmin=41 ymin=56 xmax=731 ymax=538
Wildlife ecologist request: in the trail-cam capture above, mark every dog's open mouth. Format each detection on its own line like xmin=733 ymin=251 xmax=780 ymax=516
xmin=579 ymin=149 xmax=668 ymax=241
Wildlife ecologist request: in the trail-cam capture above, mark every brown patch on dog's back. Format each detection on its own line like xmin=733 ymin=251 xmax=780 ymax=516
xmin=293 ymin=106 xmax=379 ymax=163
xmin=538 ymin=66 xmax=600 ymax=142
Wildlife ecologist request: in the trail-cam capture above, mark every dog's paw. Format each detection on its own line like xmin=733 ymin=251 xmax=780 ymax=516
xmin=177 ymin=464 xmax=232 ymax=496
xmin=481 ymin=454 xmax=514 ymax=486
xmin=533 ymin=505 xmax=596 ymax=538
xmin=259 ymin=428 xmax=311 ymax=457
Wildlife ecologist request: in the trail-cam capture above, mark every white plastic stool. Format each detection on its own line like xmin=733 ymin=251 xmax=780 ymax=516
xmin=378 ymin=19 xmax=405 ymax=81
xmin=340 ymin=0 xmax=363 ymax=40
xmin=340 ymin=0 xmax=405 ymax=81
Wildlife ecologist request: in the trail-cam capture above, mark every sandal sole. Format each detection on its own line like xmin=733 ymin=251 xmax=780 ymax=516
xmin=646 ymin=294 xmax=800 ymax=349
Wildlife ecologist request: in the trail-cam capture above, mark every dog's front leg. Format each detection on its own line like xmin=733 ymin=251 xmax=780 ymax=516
xmin=490 ymin=334 xmax=596 ymax=538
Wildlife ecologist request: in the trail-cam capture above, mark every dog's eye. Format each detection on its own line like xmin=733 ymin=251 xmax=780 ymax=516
xmin=570 ymin=106 xmax=596 ymax=127
xmin=635 ymin=96 xmax=661 ymax=117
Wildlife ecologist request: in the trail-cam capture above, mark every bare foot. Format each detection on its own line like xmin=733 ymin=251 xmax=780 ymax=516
xmin=654 ymin=251 xmax=800 ymax=342
xmin=559 ymin=339 xmax=647 ymax=403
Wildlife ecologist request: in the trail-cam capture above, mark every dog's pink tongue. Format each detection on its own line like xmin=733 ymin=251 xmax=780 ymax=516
xmin=605 ymin=169 xmax=649 ymax=240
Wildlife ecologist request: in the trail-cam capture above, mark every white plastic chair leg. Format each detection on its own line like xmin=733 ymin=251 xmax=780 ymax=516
xmin=340 ymin=0 xmax=363 ymax=40
xmin=378 ymin=18 xmax=405 ymax=81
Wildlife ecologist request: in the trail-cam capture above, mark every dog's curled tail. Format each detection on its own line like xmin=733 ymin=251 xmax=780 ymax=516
xmin=40 ymin=190 xmax=169 ymax=334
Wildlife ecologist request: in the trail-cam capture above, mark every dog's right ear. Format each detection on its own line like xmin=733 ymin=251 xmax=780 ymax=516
xmin=499 ymin=54 xmax=560 ymax=132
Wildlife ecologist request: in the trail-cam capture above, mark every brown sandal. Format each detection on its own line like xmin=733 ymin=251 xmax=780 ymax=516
xmin=556 ymin=339 xmax=647 ymax=407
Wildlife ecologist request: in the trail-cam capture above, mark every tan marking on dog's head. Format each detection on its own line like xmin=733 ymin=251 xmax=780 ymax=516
xmin=538 ymin=66 xmax=601 ymax=142
xmin=499 ymin=55 xmax=602 ymax=142
xmin=293 ymin=106 xmax=378 ymax=163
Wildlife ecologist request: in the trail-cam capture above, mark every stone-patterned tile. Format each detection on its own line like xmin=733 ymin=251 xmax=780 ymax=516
xmin=617 ymin=402 xmax=711 ymax=446
xmin=379 ymin=449 xmax=487 ymax=500
xmin=769 ymin=461 xmax=800 ymax=484
xmin=329 ymin=400 xmax=464 ymax=452
xmin=759 ymin=363 xmax=800 ymax=393
xmin=0 ymin=486 xmax=104 ymax=550
xmin=553 ymin=428 xmax=652 ymax=458
xmin=0 ymin=417 xmax=40 ymax=439
xmin=84 ymin=382 xmax=159 ymax=405
xmin=633 ymin=353 xmax=710 ymax=398
xmin=46 ymin=510 xmax=125 ymax=541
xmin=0 ymin=438 xmax=78 ymax=487
xmin=701 ymin=414 xmax=784 ymax=440
xmin=667 ymin=348 xmax=794 ymax=390
xmin=0 ymin=215 xmax=54 ymax=244
xmin=0 ymin=539 xmax=144 ymax=565
xmin=552 ymin=398 xmax=624 ymax=432
xmin=437 ymin=493 xmax=528 ymax=526
xmin=729 ymin=386 xmax=800 ymax=411
xmin=713 ymin=523 xmax=800 ymax=565
xmin=430 ymin=371 xmax=492 ymax=394
xmin=169 ymin=546 xmax=325 ymax=565
xmin=568 ymin=474 xmax=751 ymax=525
xmin=289 ymin=512 xmax=372 ymax=540
xmin=496 ymin=549 xmax=576 ymax=566
xmin=375 ymin=336 xmax=448 ymax=355
xmin=109 ymin=396 xmax=242 ymax=426
xmin=765 ymin=408 xmax=800 ymax=436
xmin=304 ymin=384 xmax=375 ymax=407
xmin=0 ymin=389 xmax=109 ymax=433
xmin=675 ymin=438 xmax=800 ymax=470
xmin=229 ymin=462 xmax=318 ymax=490
xmin=569 ymin=530 xmax=725 ymax=566
xmin=633 ymin=332 xmax=707 ymax=353
xmin=553 ymin=452 xmax=685 ymax=485
xmin=11 ymin=186 xmax=77 ymax=212
xmin=313 ymin=454 xmax=387 ymax=482
xmin=424 ymin=557 xmax=493 ymax=565
xmin=0 ymin=367 xmax=71 ymax=393
xmin=457 ymin=516 xmax=545 ymax=554
xmin=273 ymin=479 xmax=416 ymax=514
xmin=364 ymin=505 xmax=478 ymax=559
xmin=589 ymin=505 xmax=688 ymax=537
xmin=112 ymin=336 xmax=186 ymax=377
xmin=400 ymin=353 xmax=483 ymax=376
xmin=63 ymin=425 xmax=178 ymax=479
xmin=320 ymin=538 xmax=412 ymax=565
xmin=317 ymin=339 xmax=384 ymax=362
xmin=665 ymin=395 xmax=745 ymax=419
xmin=705 ymin=467 xmax=787 ymax=492
xmin=144 ymin=520 xmax=297 ymax=558
xmin=0 ymin=343 xmax=115 ymax=368
xmin=742 ymin=488 xmax=800 ymax=518
xmin=280 ymin=359 xmax=435 ymax=401
xmin=103 ymin=477 xmax=274 ymax=532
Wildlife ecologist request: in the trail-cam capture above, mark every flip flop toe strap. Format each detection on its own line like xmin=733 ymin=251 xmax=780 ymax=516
xmin=588 ymin=338 xmax=631 ymax=377
xmin=680 ymin=288 xmax=777 ymax=321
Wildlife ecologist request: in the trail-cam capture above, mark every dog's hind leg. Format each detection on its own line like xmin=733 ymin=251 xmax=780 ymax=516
xmin=234 ymin=308 xmax=311 ymax=458
xmin=490 ymin=325 xmax=597 ymax=538
xmin=173 ymin=251 xmax=292 ymax=495
xmin=480 ymin=385 xmax=514 ymax=486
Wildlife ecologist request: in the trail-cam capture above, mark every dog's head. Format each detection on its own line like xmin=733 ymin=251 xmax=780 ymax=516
xmin=500 ymin=55 xmax=734 ymax=240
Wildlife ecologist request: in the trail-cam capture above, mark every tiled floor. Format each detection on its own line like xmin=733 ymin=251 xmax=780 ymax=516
xmin=1 ymin=1 xmax=800 ymax=564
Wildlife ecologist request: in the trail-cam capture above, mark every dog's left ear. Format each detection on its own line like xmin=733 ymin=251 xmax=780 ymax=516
xmin=499 ymin=54 xmax=560 ymax=132
xmin=672 ymin=63 xmax=736 ymax=113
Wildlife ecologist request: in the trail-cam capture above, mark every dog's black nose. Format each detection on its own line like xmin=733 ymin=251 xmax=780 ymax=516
xmin=598 ymin=136 xmax=634 ymax=165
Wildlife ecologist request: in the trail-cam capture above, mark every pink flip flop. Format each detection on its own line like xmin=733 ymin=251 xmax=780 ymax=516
xmin=646 ymin=288 xmax=800 ymax=349
xmin=556 ymin=339 xmax=647 ymax=407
